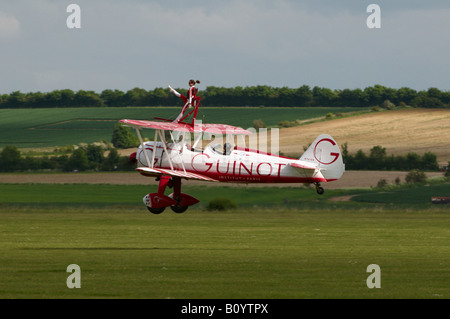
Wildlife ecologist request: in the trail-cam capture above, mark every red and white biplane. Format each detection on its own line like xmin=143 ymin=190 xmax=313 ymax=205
xmin=120 ymin=98 xmax=345 ymax=214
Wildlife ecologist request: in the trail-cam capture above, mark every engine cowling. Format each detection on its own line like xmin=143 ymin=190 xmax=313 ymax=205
xmin=136 ymin=141 xmax=158 ymax=167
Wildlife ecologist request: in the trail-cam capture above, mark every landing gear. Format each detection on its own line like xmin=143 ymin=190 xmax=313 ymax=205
xmin=147 ymin=206 xmax=165 ymax=214
xmin=170 ymin=205 xmax=188 ymax=214
xmin=168 ymin=193 xmax=189 ymax=213
xmin=143 ymin=176 xmax=199 ymax=214
xmin=315 ymin=182 xmax=325 ymax=195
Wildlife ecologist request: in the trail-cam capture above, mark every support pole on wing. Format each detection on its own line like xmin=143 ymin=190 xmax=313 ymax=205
xmin=170 ymin=130 xmax=187 ymax=174
xmin=192 ymin=133 xmax=202 ymax=149
xmin=151 ymin=130 xmax=158 ymax=168
xmin=158 ymin=129 xmax=174 ymax=170
xmin=192 ymin=119 xmax=203 ymax=149
xmin=135 ymin=127 xmax=152 ymax=168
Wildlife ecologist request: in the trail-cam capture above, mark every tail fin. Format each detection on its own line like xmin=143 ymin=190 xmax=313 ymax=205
xmin=299 ymin=134 xmax=345 ymax=181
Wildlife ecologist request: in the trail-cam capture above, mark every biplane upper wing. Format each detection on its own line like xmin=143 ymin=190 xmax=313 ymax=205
xmin=120 ymin=119 xmax=195 ymax=132
xmin=119 ymin=119 xmax=252 ymax=135
xmin=201 ymin=123 xmax=252 ymax=135
xmin=137 ymin=167 xmax=217 ymax=182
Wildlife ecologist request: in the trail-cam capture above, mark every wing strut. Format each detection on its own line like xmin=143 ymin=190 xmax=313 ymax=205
xmin=135 ymin=127 xmax=151 ymax=168
xmin=132 ymin=125 xmax=186 ymax=172
xmin=169 ymin=131 xmax=187 ymax=174
xmin=151 ymin=130 xmax=158 ymax=168
xmin=157 ymin=129 xmax=174 ymax=170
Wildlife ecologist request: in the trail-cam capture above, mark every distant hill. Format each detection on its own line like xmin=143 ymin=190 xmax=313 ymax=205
xmin=278 ymin=108 xmax=450 ymax=165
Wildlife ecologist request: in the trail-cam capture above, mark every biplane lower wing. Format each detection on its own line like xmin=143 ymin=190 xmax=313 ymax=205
xmin=119 ymin=119 xmax=252 ymax=135
xmin=137 ymin=167 xmax=217 ymax=182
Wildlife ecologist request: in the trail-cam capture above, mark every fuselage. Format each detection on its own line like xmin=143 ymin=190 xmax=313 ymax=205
xmin=136 ymin=141 xmax=329 ymax=184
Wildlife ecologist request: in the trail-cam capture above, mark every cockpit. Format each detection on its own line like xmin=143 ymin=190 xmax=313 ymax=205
xmin=210 ymin=142 xmax=233 ymax=156
xmin=187 ymin=142 xmax=235 ymax=156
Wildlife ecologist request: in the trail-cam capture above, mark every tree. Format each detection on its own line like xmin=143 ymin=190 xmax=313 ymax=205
xmin=102 ymin=148 xmax=120 ymax=171
xmin=86 ymin=144 xmax=105 ymax=170
xmin=370 ymin=146 xmax=386 ymax=160
xmin=25 ymin=92 xmax=46 ymax=108
xmin=421 ymin=152 xmax=439 ymax=171
xmin=368 ymin=145 xmax=386 ymax=169
xmin=111 ymin=123 xmax=139 ymax=148
xmin=277 ymin=86 xmax=296 ymax=107
xmin=295 ymin=85 xmax=313 ymax=106
xmin=60 ymin=89 xmax=75 ymax=107
xmin=6 ymin=91 xmax=26 ymax=108
xmin=411 ymin=96 xmax=443 ymax=108
xmin=124 ymin=87 xmax=148 ymax=106
xmin=353 ymin=149 xmax=367 ymax=170
xmin=0 ymin=146 xmax=22 ymax=171
xmin=46 ymin=90 xmax=62 ymax=107
xmin=101 ymin=89 xmax=125 ymax=107
xmin=396 ymin=87 xmax=417 ymax=105
xmin=405 ymin=169 xmax=426 ymax=184
xmin=339 ymin=88 xmax=364 ymax=107
xmin=427 ymin=87 xmax=442 ymax=100
xmin=341 ymin=142 xmax=350 ymax=164
xmin=405 ymin=152 xmax=421 ymax=170
xmin=363 ymin=85 xmax=387 ymax=106
xmin=73 ymin=90 xmax=103 ymax=107
xmin=312 ymin=86 xmax=338 ymax=106
xmin=64 ymin=148 xmax=89 ymax=171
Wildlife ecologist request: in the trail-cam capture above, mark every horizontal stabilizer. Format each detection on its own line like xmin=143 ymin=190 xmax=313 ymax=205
xmin=288 ymin=162 xmax=327 ymax=182
xmin=289 ymin=161 xmax=319 ymax=170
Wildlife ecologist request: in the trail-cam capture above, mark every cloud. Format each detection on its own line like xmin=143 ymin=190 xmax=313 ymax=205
xmin=0 ymin=11 xmax=20 ymax=40
xmin=0 ymin=0 xmax=449 ymax=92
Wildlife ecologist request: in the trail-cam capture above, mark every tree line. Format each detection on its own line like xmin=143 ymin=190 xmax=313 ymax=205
xmin=1 ymin=142 xmax=445 ymax=173
xmin=342 ymin=144 xmax=441 ymax=171
xmin=0 ymin=144 xmax=135 ymax=173
xmin=1 ymin=85 xmax=449 ymax=108
xmin=0 ymin=124 xmax=139 ymax=172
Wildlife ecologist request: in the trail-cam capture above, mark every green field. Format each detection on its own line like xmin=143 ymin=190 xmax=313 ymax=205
xmin=0 ymin=182 xmax=449 ymax=299
xmin=0 ymin=183 xmax=352 ymax=209
xmin=2 ymin=181 xmax=450 ymax=209
xmin=0 ymin=208 xmax=448 ymax=299
xmin=0 ymin=107 xmax=369 ymax=148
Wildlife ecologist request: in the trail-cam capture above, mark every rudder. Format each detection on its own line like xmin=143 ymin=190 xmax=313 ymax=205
xmin=299 ymin=134 xmax=345 ymax=181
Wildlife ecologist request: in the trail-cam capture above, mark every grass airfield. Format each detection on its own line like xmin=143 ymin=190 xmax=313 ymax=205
xmin=1 ymin=106 xmax=449 ymax=299
xmin=1 ymin=183 xmax=449 ymax=299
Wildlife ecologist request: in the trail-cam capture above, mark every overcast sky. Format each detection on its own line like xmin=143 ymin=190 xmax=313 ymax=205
xmin=0 ymin=0 xmax=449 ymax=93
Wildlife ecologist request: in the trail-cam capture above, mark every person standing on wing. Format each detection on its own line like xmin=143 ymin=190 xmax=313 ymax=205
xmin=169 ymin=79 xmax=200 ymax=122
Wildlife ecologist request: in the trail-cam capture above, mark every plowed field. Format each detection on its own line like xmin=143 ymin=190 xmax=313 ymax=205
xmin=278 ymin=108 xmax=450 ymax=165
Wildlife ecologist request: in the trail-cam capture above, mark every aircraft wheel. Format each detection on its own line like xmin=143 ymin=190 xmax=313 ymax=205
xmin=147 ymin=206 xmax=165 ymax=214
xmin=170 ymin=205 xmax=188 ymax=214
xmin=316 ymin=187 xmax=325 ymax=195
